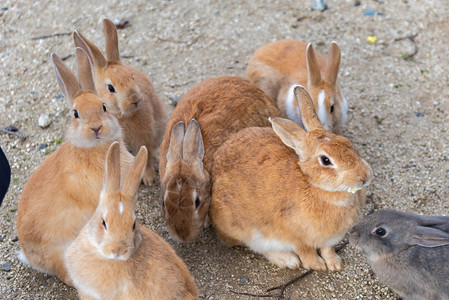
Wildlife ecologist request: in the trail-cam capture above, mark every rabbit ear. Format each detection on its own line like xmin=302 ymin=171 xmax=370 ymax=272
xmin=306 ymin=43 xmax=322 ymax=87
xmin=75 ymin=47 xmax=96 ymax=93
xmin=51 ymin=53 xmax=80 ymax=102
xmin=104 ymin=141 xmax=121 ymax=195
xmin=409 ymin=226 xmax=449 ymax=248
xmin=73 ymin=30 xmax=106 ymax=69
xmin=167 ymin=121 xmax=185 ymax=165
xmin=103 ymin=19 xmax=120 ymax=62
xmin=324 ymin=42 xmax=341 ymax=85
xmin=182 ymin=119 xmax=204 ymax=169
xmin=269 ymin=117 xmax=306 ymax=158
xmin=416 ymin=215 xmax=449 ymax=226
xmin=122 ymin=146 xmax=147 ymax=199
xmin=294 ymin=85 xmax=323 ymax=131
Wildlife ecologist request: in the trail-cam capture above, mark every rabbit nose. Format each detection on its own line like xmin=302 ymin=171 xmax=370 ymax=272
xmin=91 ymin=125 xmax=102 ymax=133
xmin=129 ymin=93 xmax=141 ymax=106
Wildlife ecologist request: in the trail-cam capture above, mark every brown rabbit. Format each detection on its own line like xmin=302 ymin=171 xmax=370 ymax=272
xmin=247 ymin=40 xmax=347 ymax=133
xmin=159 ymin=76 xmax=280 ymax=242
xmin=65 ymin=142 xmax=198 ymax=300
xmin=16 ymin=48 xmax=134 ymax=285
xmin=210 ymin=85 xmax=372 ymax=271
xmin=73 ymin=18 xmax=167 ymax=185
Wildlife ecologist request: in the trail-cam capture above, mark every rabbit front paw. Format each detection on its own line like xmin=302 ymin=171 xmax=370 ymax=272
xmin=264 ymin=251 xmax=301 ymax=269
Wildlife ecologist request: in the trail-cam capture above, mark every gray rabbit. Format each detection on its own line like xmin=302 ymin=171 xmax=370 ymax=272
xmin=349 ymin=209 xmax=449 ymax=300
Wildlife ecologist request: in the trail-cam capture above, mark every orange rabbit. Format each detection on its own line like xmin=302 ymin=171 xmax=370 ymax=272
xmin=247 ymin=40 xmax=347 ymax=133
xmin=74 ymin=19 xmax=167 ymax=185
xmin=17 ymin=48 xmax=134 ymax=285
xmin=65 ymin=142 xmax=198 ymax=300
xmin=210 ymin=85 xmax=372 ymax=271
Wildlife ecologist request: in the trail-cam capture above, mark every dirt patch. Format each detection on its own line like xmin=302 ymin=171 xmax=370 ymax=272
xmin=1 ymin=0 xmax=448 ymax=299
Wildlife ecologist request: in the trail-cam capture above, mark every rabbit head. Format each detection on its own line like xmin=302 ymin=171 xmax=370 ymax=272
xmin=52 ymin=48 xmax=121 ymax=148
xmin=73 ymin=19 xmax=144 ymax=116
xmin=161 ymin=120 xmax=211 ymax=242
xmin=86 ymin=142 xmax=147 ymax=260
xmin=350 ymin=209 xmax=449 ymax=260
xmin=269 ymin=85 xmax=372 ymax=196
xmin=306 ymin=42 xmax=347 ymax=133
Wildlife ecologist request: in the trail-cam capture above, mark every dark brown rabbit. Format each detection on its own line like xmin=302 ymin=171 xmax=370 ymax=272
xmin=159 ymin=76 xmax=280 ymax=242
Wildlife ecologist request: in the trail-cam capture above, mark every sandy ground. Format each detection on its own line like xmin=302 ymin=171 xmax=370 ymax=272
xmin=1 ymin=0 xmax=448 ymax=299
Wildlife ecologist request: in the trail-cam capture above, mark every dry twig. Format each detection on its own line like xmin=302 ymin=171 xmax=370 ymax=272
xmin=230 ymin=241 xmax=349 ymax=299
xmin=393 ymin=32 xmax=419 ymax=61
xmin=0 ymin=128 xmax=26 ymax=139
xmin=31 ymin=32 xmax=71 ymax=40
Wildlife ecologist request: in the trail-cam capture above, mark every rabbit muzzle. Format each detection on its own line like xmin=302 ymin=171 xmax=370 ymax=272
xmin=120 ymin=92 xmax=143 ymax=115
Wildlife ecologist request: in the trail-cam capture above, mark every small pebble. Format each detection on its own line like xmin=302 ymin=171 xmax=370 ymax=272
xmin=170 ymin=96 xmax=182 ymax=106
xmin=1 ymin=7 xmax=8 ymax=11
xmin=38 ymin=144 xmax=48 ymax=151
xmin=367 ymin=36 xmax=377 ymax=44
xmin=416 ymin=112 xmax=423 ymax=117
xmin=311 ymin=0 xmax=327 ymax=11
xmin=55 ymin=94 xmax=64 ymax=99
xmin=363 ymin=9 xmax=376 ymax=16
xmin=354 ymin=0 xmax=361 ymax=6
xmin=38 ymin=114 xmax=52 ymax=128
xmin=1 ymin=261 xmax=12 ymax=272
xmin=11 ymin=236 xmax=18 ymax=242
xmin=238 ymin=278 xmax=249 ymax=285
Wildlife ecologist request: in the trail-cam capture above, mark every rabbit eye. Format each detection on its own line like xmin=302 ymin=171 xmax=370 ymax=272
xmin=132 ymin=221 xmax=136 ymax=231
xmin=102 ymin=219 xmax=107 ymax=230
xmin=108 ymin=84 xmax=116 ymax=93
xmin=74 ymin=110 xmax=79 ymax=119
xmin=102 ymin=104 xmax=107 ymax=112
xmin=320 ymin=155 xmax=332 ymax=166
xmin=374 ymin=227 xmax=387 ymax=237
xmin=330 ymin=105 xmax=334 ymax=113
xmin=194 ymin=196 xmax=201 ymax=210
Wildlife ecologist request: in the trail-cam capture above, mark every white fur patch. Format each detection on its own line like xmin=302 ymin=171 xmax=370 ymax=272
xmin=317 ymin=90 xmax=329 ymax=131
xmin=340 ymin=89 xmax=348 ymax=125
xmin=119 ymin=202 xmax=124 ymax=214
xmin=17 ymin=250 xmax=30 ymax=265
xmin=246 ymin=229 xmax=296 ymax=254
xmin=285 ymin=84 xmax=303 ymax=126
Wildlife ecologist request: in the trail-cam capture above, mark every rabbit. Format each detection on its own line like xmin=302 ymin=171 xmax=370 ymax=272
xmin=73 ymin=18 xmax=168 ymax=185
xmin=159 ymin=76 xmax=280 ymax=242
xmin=350 ymin=209 xmax=449 ymax=300
xmin=16 ymin=48 xmax=134 ymax=286
xmin=65 ymin=141 xmax=199 ymax=300
xmin=209 ymin=85 xmax=372 ymax=272
xmin=246 ymin=40 xmax=348 ymax=134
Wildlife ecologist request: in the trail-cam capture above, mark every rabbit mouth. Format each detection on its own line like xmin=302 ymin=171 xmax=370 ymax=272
xmin=347 ymin=186 xmax=363 ymax=194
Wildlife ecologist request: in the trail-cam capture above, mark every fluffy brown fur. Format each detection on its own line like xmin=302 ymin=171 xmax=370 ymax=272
xmin=17 ymin=51 xmax=134 ymax=285
xmin=159 ymin=76 xmax=280 ymax=242
xmin=210 ymin=86 xmax=372 ymax=271
xmin=74 ymin=19 xmax=167 ymax=185
xmin=65 ymin=143 xmax=198 ymax=300
xmin=247 ymin=40 xmax=346 ymax=133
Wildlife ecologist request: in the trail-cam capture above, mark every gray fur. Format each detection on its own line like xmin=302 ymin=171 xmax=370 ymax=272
xmin=349 ymin=209 xmax=449 ymax=300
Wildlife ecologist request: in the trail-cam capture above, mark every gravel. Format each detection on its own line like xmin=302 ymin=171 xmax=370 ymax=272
xmin=1 ymin=0 xmax=448 ymax=299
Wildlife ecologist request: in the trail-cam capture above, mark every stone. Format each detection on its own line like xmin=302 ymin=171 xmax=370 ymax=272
xmin=311 ymin=0 xmax=327 ymax=11
xmin=38 ymin=114 xmax=52 ymax=128
xmin=1 ymin=261 xmax=12 ymax=272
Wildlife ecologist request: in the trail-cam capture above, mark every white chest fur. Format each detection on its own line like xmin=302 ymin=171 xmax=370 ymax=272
xmin=245 ymin=229 xmax=296 ymax=254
